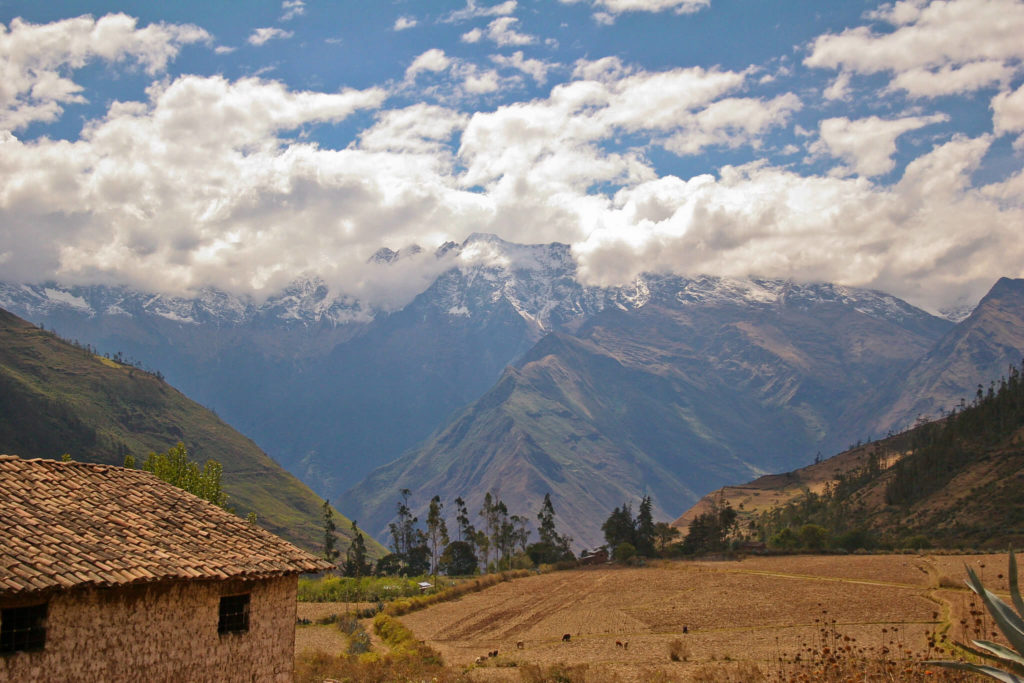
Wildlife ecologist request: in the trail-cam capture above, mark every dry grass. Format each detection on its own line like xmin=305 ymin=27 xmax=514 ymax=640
xmin=294 ymin=553 xmax=1018 ymax=681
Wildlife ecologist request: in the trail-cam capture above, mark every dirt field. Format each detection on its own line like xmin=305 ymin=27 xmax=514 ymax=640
xmin=386 ymin=553 xmax=1019 ymax=681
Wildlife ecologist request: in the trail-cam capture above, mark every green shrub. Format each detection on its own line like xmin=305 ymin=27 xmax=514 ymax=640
xmin=613 ymin=542 xmax=637 ymax=562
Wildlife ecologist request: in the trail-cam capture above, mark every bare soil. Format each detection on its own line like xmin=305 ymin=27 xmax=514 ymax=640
xmin=385 ymin=553 xmax=1019 ymax=681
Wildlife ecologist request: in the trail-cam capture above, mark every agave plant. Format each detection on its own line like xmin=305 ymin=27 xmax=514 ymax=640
xmin=930 ymin=550 xmax=1024 ymax=682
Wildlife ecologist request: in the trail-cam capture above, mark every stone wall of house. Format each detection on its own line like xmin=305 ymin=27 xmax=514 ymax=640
xmin=1 ymin=574 xmax=298 ymax=682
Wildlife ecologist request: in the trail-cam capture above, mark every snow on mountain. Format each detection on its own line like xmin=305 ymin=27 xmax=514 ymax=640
xmin=0 ymin=278 xmax=373 ymax=328
xmin=0 ymin=234 xmax=940 ymax=335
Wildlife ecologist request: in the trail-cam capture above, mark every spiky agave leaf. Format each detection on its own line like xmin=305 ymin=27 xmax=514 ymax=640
xmin=1010 ymin=550 xmax=1024 ymax=617
xmin=927 ymin=660 xmax=1024 ymax=683
xmin=972 ymin=640 xmax=1024 ymax=670
xmin=965 ymin=564 xmax=1024 ymax=658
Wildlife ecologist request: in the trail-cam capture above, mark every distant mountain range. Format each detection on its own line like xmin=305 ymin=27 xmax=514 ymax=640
xmin=0 ymin=307 xmax=382 ymax=556
xmin=2 ymin=235 xmax=1021 ymax=548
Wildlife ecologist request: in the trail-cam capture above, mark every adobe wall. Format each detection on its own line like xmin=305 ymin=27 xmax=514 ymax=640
xmin=1 ymin=574 xmax=298 ymax=682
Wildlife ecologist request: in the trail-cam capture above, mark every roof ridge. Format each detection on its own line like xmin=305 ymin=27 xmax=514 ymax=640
xmin=1 ymin=455 xmax=332 ymax=595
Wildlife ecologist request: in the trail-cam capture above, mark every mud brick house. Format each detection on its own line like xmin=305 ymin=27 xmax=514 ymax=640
xmin=0 ymin=455 xmax=332 ymax=681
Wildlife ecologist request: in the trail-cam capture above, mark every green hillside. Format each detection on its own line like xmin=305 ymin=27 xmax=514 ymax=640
xmin=0 ymin=307 xmax=384 ymax=557
xmin=678 ymin=360 xmax=1024 ymax=550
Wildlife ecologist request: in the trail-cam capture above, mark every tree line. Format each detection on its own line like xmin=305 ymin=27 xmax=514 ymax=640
xmin=322 ymin=490 xmax=575 ymax=578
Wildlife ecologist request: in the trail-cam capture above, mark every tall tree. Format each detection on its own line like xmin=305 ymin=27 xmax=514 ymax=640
xmin=601 ymin=503 xmax=636 ymax=550
xmin=531 ymin=493 xmax=573 ymax=564
xmin=636 ymin=495 xmax=656 ymax=556
xmin=473 ymin=529 xmax=491 ymax=572
xmin=454 ymin=496 xmax=474 ymax=542
xmin=322 ymin=499 xmax=339 ymax=567
xmin=425 ymin=495 xmax=449 ymax=576
xmin=388 ymin=488 xmax=418 ymax=561
xmin=653 ymin=522 xmax=681 ymax=554
xmin=537 ymin=493 xmax=558 ymax=546
xmin=342 ymin=519 xmax=371 ymax=577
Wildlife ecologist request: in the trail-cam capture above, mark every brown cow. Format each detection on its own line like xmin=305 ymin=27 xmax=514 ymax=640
xmin=562 ymin=633 xmax=571 ymax=642
xmin=516 ymin=641 xmax=524 ymax=649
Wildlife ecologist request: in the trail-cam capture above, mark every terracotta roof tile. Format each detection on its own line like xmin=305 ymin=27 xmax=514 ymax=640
xmin=0 ymin=455 xmax=332 ymax=596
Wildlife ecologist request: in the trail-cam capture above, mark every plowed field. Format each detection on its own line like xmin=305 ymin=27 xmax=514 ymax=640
xmin=393 ymin=553 xmax=1019 ymax=681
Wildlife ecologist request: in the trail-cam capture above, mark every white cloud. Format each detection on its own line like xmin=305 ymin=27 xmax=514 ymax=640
xmin=563 ymin=0 xmax=710 ymax=18
xmin=0 ymin=13 xmax=209 ymax=130
xmin=214 ymin=45 xmax=236 ymax=55
xmin=247 ymin=27 xmax=294 ymax=46
xmin=888 ymin=60 xmax=1014 ymax=97
xmin=461 ymin=27 xmax=483 ymax=43
xmin=2 ymin=14 xmax=1020 ymax=316
xmin=662 ymin=94 xmax=802 ymax=155
xmin=463 ymin=69 xmax=501 ymax=93
xmin=443 ymin=1 xmax=518 ymax=23
xmin=404 ymin=49 xmax=452 ymax=80
xmin=992 ymin=82 xmax=1024 ymax=140
xmin=280 ymin=1 xmax=306 ymax=21
xmin=482 ymin=17 xmax=535 ymax=46
xmin=358 ymin=104 xmax=468 ymax=154
xmin=394 ymin=16 xmax=418 ymax=31
xmin=822 ymin=71 xmax=851 ymax=101
xmin=810 ymin=114 xmax=949 ymax=177
xmin=491 ymin=51 xmax=554 ymax=85
xmin=806 ymin=0 xmax=1024 ymax=96
xmin=572 ymin=135 xmax=1022 ymax=313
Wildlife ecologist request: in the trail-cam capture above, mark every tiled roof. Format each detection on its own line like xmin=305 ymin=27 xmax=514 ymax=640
xmin=0 ymin=455 xmax=333 ymax=595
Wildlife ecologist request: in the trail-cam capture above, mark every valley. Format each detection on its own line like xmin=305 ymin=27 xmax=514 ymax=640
xmin=7 ymin=237 xmax=1018 ymax=549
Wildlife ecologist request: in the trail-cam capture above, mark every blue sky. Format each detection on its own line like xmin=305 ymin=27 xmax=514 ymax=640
xmin=0 ymin=0 xmax=1022 ymax=314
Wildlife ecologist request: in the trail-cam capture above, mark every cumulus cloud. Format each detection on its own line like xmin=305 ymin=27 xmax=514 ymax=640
xmin=358 ymin=104 xmax=468 ymax=154
xmin=405 ymin=49 xmax=452 ymax=80
xmin=992 ymin=82 xmax=1024 ymax=146
xmin=248 ymin=27 xmax=294 ymax=46
xmin=480 ymin=17 xmax=535 ymax=46
xmin=0 ymin=13 xmax=209 ymax=130
xmin=394 ymin=16 xmax=418 ymax=31
xmin=810 ymin=113 xmax=949 ymax=177
xmin=443 ymin=1 xmax=518 ymax=23
xmin=491 ymin=51 xmax=554 ymax=85
xmin=572 ymin=135 xmax=1022 ymax=313
xmin=2 ymin=13 xmax=1021 ymax=316
xmin=280 ymin=1 xmax=305 ymax=21
xmin=563 ymin=0 xmax=710 ymax=19
xmin=806 ymin=0 xmax=1024 ymax=96
xmin=0 ymin=75 xmax=401 ymax=298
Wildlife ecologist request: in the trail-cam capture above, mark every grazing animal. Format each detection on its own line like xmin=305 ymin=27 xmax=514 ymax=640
xmin=624 ymin=641 xmax=629 ymax=650
xmin=615 ymin=640 xmax=623 ymax=648
xmin=683 ymin=625 xmax=688 ymax=634
xmin=516 ymin=641 xmax=524 ymax=649
xmin=475 ymin=656 xmax=485 ymax=665
xmin=562 ymin=633 xmax=571 ymax=642
xmin=488 ymin=649 xmax=498 ymax=658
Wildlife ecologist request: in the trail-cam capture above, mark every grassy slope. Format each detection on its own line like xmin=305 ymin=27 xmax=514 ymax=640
xmin=0 ymin=307 xmax=385 ymax=557
xmin=674 ymin=419 xmax=1024 ymax=549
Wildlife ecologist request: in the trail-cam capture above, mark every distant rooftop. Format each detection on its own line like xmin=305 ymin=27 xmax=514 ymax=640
xmin=0 ymin=455 xmax=331 ymax=596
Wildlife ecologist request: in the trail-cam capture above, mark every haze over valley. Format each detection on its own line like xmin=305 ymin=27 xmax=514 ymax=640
xmin=2 ymin=0 xmax=1024 ymax=551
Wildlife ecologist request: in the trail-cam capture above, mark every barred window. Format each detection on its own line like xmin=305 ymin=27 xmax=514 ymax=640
xmin=218 ymin=594 xmax=250 ymax=635
xmin=1 ymin=603 xmax=47 ymax=654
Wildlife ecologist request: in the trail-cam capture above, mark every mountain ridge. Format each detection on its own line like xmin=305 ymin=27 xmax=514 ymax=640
xmin=0 ymin=306 xmax=384 ymax=556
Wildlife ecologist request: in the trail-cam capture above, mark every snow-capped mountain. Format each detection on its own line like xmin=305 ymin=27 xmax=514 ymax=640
xmin=0 ymin=276 xmax=371 ymax=328
xmin=5 ymin=233 xmax=1000 ymax=541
